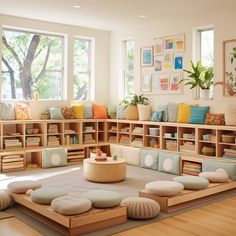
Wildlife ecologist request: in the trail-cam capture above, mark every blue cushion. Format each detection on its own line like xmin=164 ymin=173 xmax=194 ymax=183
xmin=158 ymin=151 xmax=181 ymax=175
xmin=157 ymin=105 xmax=167 ymax=122
xmin=49 ymin=108 xmax=64 ymax=120
xmin=140 ymin=149 xmax=159 ymax=170
xmin=189 ymin=106 xmax=209 ymax=124
xmin=151 ymin=111 xmax=163 ymax=122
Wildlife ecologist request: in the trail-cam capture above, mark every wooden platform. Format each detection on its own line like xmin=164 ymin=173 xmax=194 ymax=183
xmin=139 ymin=181 xmax=236 ymax=213
xmin=10 ymin=193 xmax=127 ymax=236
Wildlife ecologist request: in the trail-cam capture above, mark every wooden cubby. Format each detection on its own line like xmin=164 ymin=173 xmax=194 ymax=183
xmin=144 ymin=124 xmax=160 ymax=148
xmin=107 ymin=121 xmax=118 ymax=143
xmin=118 ymin=122 xmax=131 ymax=145
xmin=162 ymin=125 xmax=178 ymax=151
xmin=64 ymin=121 xmax=80 ymax=145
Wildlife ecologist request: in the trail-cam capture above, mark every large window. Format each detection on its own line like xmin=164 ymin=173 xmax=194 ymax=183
xmin=123 ymin=40 xmax=134 ymax=97
xmin=1 ymin=28 xmax=64 ymax=100
xmin=73 ymin=38 xmax=92 ymax=101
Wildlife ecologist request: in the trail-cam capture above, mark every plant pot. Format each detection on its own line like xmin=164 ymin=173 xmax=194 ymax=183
xmin=125 ymin=105 xmax=139 ymax=120
xmin=200 ymin=89 xmax=212 ymax=100
xmin=137 ymin=104 xmax=151 ymax=121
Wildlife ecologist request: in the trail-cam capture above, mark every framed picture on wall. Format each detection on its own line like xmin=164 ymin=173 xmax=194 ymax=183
xmin=223 ymin=39 xmax=236 ymax=96
xmin=151 ymin=73 xmax=170 ymax=94
xmin=170 ymin=72 xmax=182 ymax=94
xmin=140 ymin=46 xmax=154 ymax=66
xmin=141 ymin=68 xmax=152 ymax=92
xmin=154 ymin=38 xmax=163 ymax=56
xmin=164 ymin=37 xmax=174 ymax=51
xmin=174 ymin=34 xmax=185 ymax=52
xmin=154 ymin=55 xmax=163 ymax=72
xmin=163 ymin=52 xmax=173 ymax=70
xmin=174 ymin=53 xmax=184 ymax=70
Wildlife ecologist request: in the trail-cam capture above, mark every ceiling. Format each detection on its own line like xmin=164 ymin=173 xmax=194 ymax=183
xmin=0 ymin=0 xmax=234 ymax=31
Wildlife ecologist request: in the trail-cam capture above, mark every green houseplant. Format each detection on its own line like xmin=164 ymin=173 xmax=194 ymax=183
xmin=180 ymin=61 xmax=214 ymax=99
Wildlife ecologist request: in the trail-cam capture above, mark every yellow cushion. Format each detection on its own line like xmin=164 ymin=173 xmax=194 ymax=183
xmin=73 ymin=105 xmax=83 ymax=119
xmin=177 ymin=103 xmax=191 ymax=123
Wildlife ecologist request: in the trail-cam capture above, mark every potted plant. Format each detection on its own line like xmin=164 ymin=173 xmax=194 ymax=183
xmin=180 ymin=61 xmax=214 ymax=100
xmin=120 ymin=94 xmax=149 ymax=120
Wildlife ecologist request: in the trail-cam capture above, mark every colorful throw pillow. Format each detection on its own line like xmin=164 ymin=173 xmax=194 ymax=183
xmin=83 ymin=104 xmax=93 ymax=119
xmin=205 ymin=113 xmax=225 ymax=125
xmin=62 ymin=107 xmax=75 ymax=119
xmin=0 ymin=102 xmax=15 ymax=120
xmin=92 ymin=104 xmax=108 ymax=119
xmin=140 ymin=149 xmax=159 ymax=170
xmin=15 ymin=103 xmax=32 ymax=120
xmin=151 ymin=111 xmax=163 ymax=122
xmin=158 ymin=151 xmax=181 ymax=175
xmin=49 ymin=108 xmax=64 ymax=120
xmin=167 ymin=103 xmax=178 ymax=122
xmin=189 ymin=106 xmax=209 ymax=124
xmin=157 ymin=105 xmax=167 ymax=122
xmin=73 ymin=104 xmax=83 ymax=119
xmin=177 ymin=103 xmax=190 ymax=123
xmin=107 ymin=105 xmax=116 ymax=119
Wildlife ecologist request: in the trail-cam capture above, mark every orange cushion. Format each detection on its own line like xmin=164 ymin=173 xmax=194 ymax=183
xmin=205 ymin=113 xmax=225 ymax=125
xmin=92 ymin=104 xmax=108 ymax=119
xmin=15 ymin=103 xmax=32 ymax=120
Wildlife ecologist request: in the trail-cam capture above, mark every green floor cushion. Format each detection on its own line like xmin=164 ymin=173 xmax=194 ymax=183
xmin=51 ymin=196 xmax=92 ymax=215
xmin=83 ymin=189 xmax=122 ymax=208
xmin=42 ymin=147 xmax=67 ymax=168
xmin=199 ymin=168 xmax=229 ymax=183
xmin=202 ymin=159 xmax=236 ymax=180
xmin=121 ymin=197 xmax=160 ymax=219
xmin=158 ymin=151 xmax=181 ymax=175
xmin=31 ymin=187 xmax=68 ymax=205
xmin=145 ymin=180 xmax=184 ymax=197
xmin=174 ymin=176 xmax=209 ymax=190
xmin=140 ymin=149 xmax=159 ymax=170
xmin=7 ymin=180 xmax=41 ymax=194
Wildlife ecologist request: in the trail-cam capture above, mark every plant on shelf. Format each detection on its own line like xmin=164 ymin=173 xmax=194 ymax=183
xmin=180 ymin=61 xmax=214 ymax=99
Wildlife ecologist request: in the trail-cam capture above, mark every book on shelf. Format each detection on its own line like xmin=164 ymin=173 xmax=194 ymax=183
xmin=120 ymin=127 xmax=130 ymax=133
xmin=132 ymin=127 xmax=143 ymax=135
xmin=109 ymin=135 xmax=117 ymax=142
xmin=109 ymin=126 xmax=117 ymax=132
xmin=119 ymin=135 xmax=130 ymax=144
xmin=48 ymin=124 xmax=59 ymax=134
xmin=83 ymin=133 xmax=95 ymax=143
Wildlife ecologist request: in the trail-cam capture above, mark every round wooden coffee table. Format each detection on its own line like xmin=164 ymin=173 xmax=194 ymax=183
xmin=83 ymin=158 xmax=126 ymax=183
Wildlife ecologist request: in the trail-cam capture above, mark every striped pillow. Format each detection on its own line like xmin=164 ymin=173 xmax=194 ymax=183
xmin=189 ymin=106 xmax=209 ymax=124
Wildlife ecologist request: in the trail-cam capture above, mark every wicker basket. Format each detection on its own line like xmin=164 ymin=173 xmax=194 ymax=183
xmin=222 ymin=135 xmax=235 ymax=143
xmin=201 ymin=146 xmax=215 ymax=156
xmin=40 ymin=114 xmax=50 ymax=120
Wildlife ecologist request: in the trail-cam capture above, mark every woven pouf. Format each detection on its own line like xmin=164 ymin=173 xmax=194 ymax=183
xmin=121 ymin=197 xmax=160 ymax=219
xmin=0 ymin=190 xmax=12 ymax=211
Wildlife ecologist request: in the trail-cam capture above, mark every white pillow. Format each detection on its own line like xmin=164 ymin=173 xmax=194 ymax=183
xmin=199 ymin=168 xmax=229 ymax=183
xmin=122 ymin=146 xmax=140 ymax=166
xmin=110 ymin=144 xmax=123 ymax=159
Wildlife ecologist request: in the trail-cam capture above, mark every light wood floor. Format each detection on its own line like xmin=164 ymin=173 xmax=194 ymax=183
xmin=114 ymin=196 xmax=236 ymax=236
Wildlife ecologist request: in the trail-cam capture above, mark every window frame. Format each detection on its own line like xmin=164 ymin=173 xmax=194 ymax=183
xmin=1 ymin=25 xmax=67 ymax=101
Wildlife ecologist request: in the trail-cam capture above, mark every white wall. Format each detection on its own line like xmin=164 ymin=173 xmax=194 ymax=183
xmin=109 ymin=4 xmax=236 ymax=113
xmin=0 ymin=14 xmax=110 ymax=118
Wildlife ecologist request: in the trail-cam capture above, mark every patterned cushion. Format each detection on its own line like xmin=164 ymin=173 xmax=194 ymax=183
xmin=83 ymin=104 xmax=93 ymax=119
xmin=0 ymin=102 xmax=15 ymax=120
xmin=189 ymin=106 xmax=209 ymax=124
xmin=62 ymin=106 xmax=75 ymax=119
xmin=158 ymin=151 xmax=181 ymax=175
xmin=49 ymin=107 xmax=64 ymax=120
xmin=7 ymin=180 xmax=41 ymax=193
xmin=157 ymin=105 xmax=167 ymax=122
xmin=140 ymin=149 xmax=159 ymax=170
xmin=15 ymin=103 xmax=32 ymax=120
xmin=116 ymin=105 xmax=127 ymax=119
xmin=205 ymin=113 xmax=225 ymax=125
xmin=167 ymin=103 xmax=178 ymax=122
xmin=42 ymin=147 xmax=67 ymax=168
xmin=174 ymin=176 xmax=209 ymax=190
xmin=121 ymin=197 xmax=160 ymax=219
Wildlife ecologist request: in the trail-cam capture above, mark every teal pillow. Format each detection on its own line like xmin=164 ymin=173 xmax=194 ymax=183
xmin=42 ymin=147 xmax=67 ymax=168
xmin=189 ymin=106 xmax=209 ymax=124
xmin=49 ymin=108 xmax=64 ymax=120
xmin=140 ymin=149 xmax=159 ymax=170
xmin=202 ymin=159 xmax=236 ymax=180
xmin=157 ymin=105 xmax=167 ymax=122
xmin=151 ymin=111 xmax=163 ymax=122
xmin=158 ymin=151 xmax=180 ymax=175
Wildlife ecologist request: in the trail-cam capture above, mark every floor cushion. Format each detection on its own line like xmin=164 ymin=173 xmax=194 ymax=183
xmin=145 ymin=180 xmax=184 ymax=196
xmin=31 ymin=187 xmax=68 ymax=205
xmin=51 ymin=196 xmax=92 ymax=215
xmin=83 ymin=190 xmax=122 ymax=208
xmin=110 ymin=143 xmax=123 ymax=159
xmin=122 ymin=146 xmax=140 ymax=166
xmin=7 ymin=180 xmax=41 ymax=194
xmin=121 ymin=197 xmax=160 ymax=219
xmin=174 ymin=176 xmax=209 ymax=190
xmin=199 ymin=168 xmax=229 ymax=183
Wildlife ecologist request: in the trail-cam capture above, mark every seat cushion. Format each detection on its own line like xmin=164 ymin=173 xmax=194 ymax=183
xmin=140 ymin=149 xmax=159 ymax=170
xmin=121 ymin=197 xmax=160 ymax=219
xmin=145 ymin=180 xmax=184 ymax=196
xmin=174 ymin=176 xmax=209 ymax=190
xmin=83 ymin=190 xmax=121 ymax=208
xmin=31 ymin=187 xmax=68 ymax=205
xmin=7 ymin=180 xmax=41 ymax=194
xmin=122 ymin=146 xmax=140 ymax=166
xmin=51 ymin=196 xmax=92 ymax=215
xmin=199 ymin=168 xmax=229 ymax=183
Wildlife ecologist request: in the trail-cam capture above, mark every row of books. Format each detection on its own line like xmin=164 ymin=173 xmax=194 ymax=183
xmin=132 ymin=127 xmax=143 ymax=135
xmin=166 ymin=140 xmax=177 ymax=151
xmin=179 ymin=141 xmax=195 ymax=154
xmin=4 ymin=139 xmax=22 ymax=149
xmin=222 ymin=148 xmax=236 ymax=160
xmin=83 ymin=134 xmax=95 ymax=143
xmin=65 ymin=135 xmax=78 ymax=145
xmin=119 ymin=135 xmax=130 ymax=144
xmin=26 ymin=137 xmax=40 ymax=147
xmin=182 ymin=161 xmax=202 ymax=176
xmin=67 ymin=150 xmax=84 ymax=163
xmin=47 ymin=136 xmax=60 ymax=146
xmin=48 ymin=124 xmax=59 ymax=134
xmin=120 ymin=127 xmax=130 ymax=133
xmin=1 ymin=154 xmax=24 ymax=171
xmin=131 ymin=137 xmax=143 ymax=146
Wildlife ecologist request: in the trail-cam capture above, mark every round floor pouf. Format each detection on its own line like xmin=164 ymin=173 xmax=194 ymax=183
xmin=51 ymin=196 xmax=92 ymax=215
xmin=0 ymin=190 xmax=12 ymax=211
xmin=145 ymin=180 xmax=184 ymax=196
xmin=174 ymin=176 xmax=209 ymax=190
xmin=7 ymin=180 xmax=41 ymax=194
xmin=121 ymin=197 xmax=160 ymax=219
xmin=31 ymin=187 xmax=68 ymax=205
xmin=83 ymin=189 xmax=122 ymax=208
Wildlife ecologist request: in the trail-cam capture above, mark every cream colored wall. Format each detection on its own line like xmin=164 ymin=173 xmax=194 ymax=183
xmin=0 ymin=14 xmax=110 ymax=118
xmin=109 ymin=4 xmax=236 ymax=113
